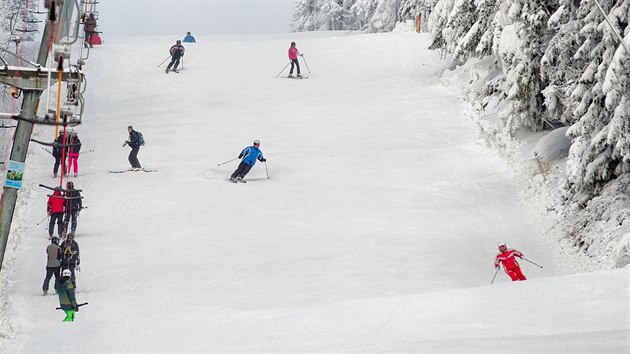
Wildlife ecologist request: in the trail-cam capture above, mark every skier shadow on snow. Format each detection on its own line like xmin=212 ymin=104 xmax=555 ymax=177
xmin=199 ymin=168 xmax=269 ymax=183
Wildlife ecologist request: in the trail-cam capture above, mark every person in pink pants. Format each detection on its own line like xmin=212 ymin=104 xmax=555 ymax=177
xmin=66 ymin=130 xmax=82 ymax=176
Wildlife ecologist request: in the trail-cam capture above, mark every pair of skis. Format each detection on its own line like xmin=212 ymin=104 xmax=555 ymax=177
xmin=109 ymin=168 xmax=157 ymax=173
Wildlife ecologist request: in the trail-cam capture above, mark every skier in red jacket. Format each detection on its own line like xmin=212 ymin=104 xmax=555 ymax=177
xmin=47 ymin=188 xmax=65 ymax=239
xmin=494 ymin=242 xmax=527 ymax=281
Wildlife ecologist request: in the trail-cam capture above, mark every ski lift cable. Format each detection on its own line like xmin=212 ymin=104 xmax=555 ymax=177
xmin=592 ymin=0 xmax=630 ymax=55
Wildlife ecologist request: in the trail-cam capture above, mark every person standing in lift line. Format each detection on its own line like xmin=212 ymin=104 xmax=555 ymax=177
xmin=288 ymin=42 xmax=303 ymax=78
xmin=65 ymin=130 xmax=82 ymax=177
xmin=494 ymin=242 xmax=527 ymax=281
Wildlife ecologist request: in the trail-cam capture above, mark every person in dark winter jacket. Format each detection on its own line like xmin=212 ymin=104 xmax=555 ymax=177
xmin=60 ymin=233 xmax=80 ymax=286
xmin=52 ymin=131 xmax=67 ymax=178
xmin=63 ymin=181 xmax=82 ymax=235
xmin=43 ymin=236 xmax=62 ymax=295
xmin=165 ymin=40 xmax=185 ymax=73
xmin=55 ymin=268 xmax=78 ymax=321
xmin=124 ymin=125 xmax=142 ymax=170
xmin=47 ymin=188 xmax=65 ymax=238
xmin=230 ymin=139 xmax=266 ymax=183
xmin=83 ymin=13 xmax=97 ymax=48
xmin=65 ymin=130 xmax=82 ymax=176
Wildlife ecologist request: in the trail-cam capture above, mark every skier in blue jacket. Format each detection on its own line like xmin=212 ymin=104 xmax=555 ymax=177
xmin=183 ymin=32 xmax=196 ymax=43
xmin=230 ymin=140 xmax=266 ymax=183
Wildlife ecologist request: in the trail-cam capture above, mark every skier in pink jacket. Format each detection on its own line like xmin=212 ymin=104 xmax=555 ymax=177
xmin=288 ymin=42 xmax=303 ymax=78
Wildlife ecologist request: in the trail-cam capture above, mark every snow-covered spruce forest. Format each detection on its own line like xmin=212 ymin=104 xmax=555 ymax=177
xmin=293 ymin=0 xmax=630 ymax=268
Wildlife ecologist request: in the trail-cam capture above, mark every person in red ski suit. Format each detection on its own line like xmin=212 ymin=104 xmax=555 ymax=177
xmin=494 ymin=243 xmax=526 ymax=281
xmin=47 ymin=188 xmax=65 ymax=238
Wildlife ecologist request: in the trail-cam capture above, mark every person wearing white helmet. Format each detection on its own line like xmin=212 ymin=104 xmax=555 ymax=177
xmin=230 ymin=139 xmax=266 ymax=183
xmin=494 ymin=242 xmax=526 ymax=281
xmin=55 ymin=268 xmax=79 ymax=321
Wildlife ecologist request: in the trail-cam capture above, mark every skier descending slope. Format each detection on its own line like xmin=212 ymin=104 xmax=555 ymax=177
xmin=494 ymin=242 xmax=527 ymax=281
xmin=230 ymin=140 xmax=266 ymax=183
xmin=165 ymin=40 xmax=185 ymax=73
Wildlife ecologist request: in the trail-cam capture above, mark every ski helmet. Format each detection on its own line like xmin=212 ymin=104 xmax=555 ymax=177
xmin=67 ymin=232 xmax=74 ymax=239
xmin=62 ymin=269 xmax=72 ymax=277
xmin=253 ymin=139 xmax=260 ymax=146
xmin=176 ymin=40 xmax=181 ymax=44
xmin=51 ymin=236 xmax=60 ymax=244
xmin=66 ymin=181 xmax=74 ymax=189
xmin=498 ymin=242 xmax=506 ymax=250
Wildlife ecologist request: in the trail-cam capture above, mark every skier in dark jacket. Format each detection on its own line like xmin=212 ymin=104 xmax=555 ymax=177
xmin=63 ymin=181 xmax=82 ymax=235
xmin=52 ymin=131 xmax=67 ymax=178
xmin=55 ymin=268 xmax=78 ymax=321
xmin=60 ymin=233 xmax=80 ymax=287
xmin=83 ymin=13 xmax=97 ymax=48
xmin=66 ymin=130 xmax=82 ymax=176
xmin=43 ymin=236 xmax=62 ymax=295
xmin=47 ymin=188 xmax=65 ymax=238
xmin=230 ymin=139 xmax=266 ymax=183
xmin=165 ymin=40 xmax=185 ymax=73
xmin=124 ymin=125 xmax=142 ymax=170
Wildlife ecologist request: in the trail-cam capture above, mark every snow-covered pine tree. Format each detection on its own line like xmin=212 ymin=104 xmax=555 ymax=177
xmin=350 ymin=0 xmax=378 ymax=30
xmin=565 ymin=0 xmax=629 ymax=205
xmin=500 ymin=0 xmax=555 ymax=131
xmin=428 ymin=0 xmax=456 ymax=50
xmin=293 ymin=0 xmax=348 ymax=31
xmin=540 ymin=0 xmax=584 ymax=125
xmin=453 ymin=0 xmax=500 ymax=60
xmin=398 ymin=0 xmax=421 ymax=21
xmin=366 ymin=0 xmax=403 ymax=32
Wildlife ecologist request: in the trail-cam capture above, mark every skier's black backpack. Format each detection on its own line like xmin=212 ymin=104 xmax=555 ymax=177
xmin=136 ymin=131 xmax=145 ymax=146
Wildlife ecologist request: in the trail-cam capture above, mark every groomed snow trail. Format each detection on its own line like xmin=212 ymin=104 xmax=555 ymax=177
xmin=4 ymin=32 xmax=628 ymax=352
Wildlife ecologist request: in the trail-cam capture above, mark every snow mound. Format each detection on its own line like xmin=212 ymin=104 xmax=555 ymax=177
xmin=533 ymin=126 xmax=571 ymax=163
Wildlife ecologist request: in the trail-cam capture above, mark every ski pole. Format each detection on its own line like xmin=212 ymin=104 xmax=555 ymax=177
xmin=41 ymin=147 xmax=53 ymax=155
xmin=80 ymin=149 xmax=95 ymax=154
xmin=218 ymin=157 xmax=239 ymax=166
xmin=56 ymin=302 xmax=88 ymax=310
xmin=157 ymin=55 xmax=170 ymax=67
xmin=37 ymin=215 xmax=50 ymax=226
xmin=522 ymin=257 xmax=543 ymax=268
xmin=264 ymin=161 xmax=269 ymax=179
xmin=275 ymin=62 xmax=291 ymax=78
xmin=301 ymin=55 xmax=311 ymax=74
xmin=490 ymin=267 xmax=499 ymax=285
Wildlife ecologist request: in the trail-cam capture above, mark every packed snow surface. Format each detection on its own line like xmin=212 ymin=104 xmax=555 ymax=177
xmin=3 ymin=31 xmax=628 ymax=352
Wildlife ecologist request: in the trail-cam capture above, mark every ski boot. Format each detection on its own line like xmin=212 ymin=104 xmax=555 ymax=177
xmin=230 ymin=177 xmax=237 ymax=183
xmin=287 ymin=74 xmax=294 ymax=78
xmin=236 ymin=177 xmax=247 ymax=183
xmin=43 ymin=290 xmax=47 ymax=296
xmin=296 ymin=74 xmax=302 ymax=78
xmin=165 ymin=68 xmax=170 ymax=74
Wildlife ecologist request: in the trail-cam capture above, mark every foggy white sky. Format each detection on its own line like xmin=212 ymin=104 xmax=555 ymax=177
xmin=96 ymin=0 xmax=296 ymax=37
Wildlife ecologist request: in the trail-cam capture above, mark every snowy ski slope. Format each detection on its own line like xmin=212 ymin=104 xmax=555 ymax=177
xmin=3 ymin=31 xmax=628 ymax=352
